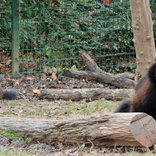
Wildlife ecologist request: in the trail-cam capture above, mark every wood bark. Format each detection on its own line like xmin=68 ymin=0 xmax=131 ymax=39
xmin=63 ymin=51 xmax=135 ymax=89
xmin=0 ymin=113 xmax=156 ymax=147
xmin=117 ymin=72 xmax=134 ymax=80
xmin=79 ymin=50 xmax=102 ymax=73
xmin=130 ymin=0 xmax=156 ymax=80
xmin=63 ymin=69 xmax=135 ymax=89
xmin=40 ymin=88 xmax=133 ymax=101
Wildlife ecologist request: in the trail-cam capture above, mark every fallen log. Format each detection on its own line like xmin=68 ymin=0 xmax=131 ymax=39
xmin=117 ymin=72 xmax=135 ymax=80
xmin=63 ymin=69 xmax=135 ymax=89
xmin=79 ymin=50 xmax=102 ymax=72
xmin=63 ymin=51 xmax=135 ymax=89
xmin=40 ymin=88 xmax=133 ymax=101
xmin=79 ymin=51 xmax=135 ymax=80
xmin=0 ymin=113 xmax=156 ymax=147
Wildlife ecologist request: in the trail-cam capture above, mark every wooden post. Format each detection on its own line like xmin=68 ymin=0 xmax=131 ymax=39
xmin=129 ymin=0 xmax=156 ymax=80
xmin=12 ymin=0 xmax=19 ymax=78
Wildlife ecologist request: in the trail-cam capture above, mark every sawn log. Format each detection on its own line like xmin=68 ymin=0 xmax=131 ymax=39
xmin=0 ymin=113 xmax=156 ymax=147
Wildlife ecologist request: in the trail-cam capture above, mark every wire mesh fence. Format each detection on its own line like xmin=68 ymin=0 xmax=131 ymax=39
xmin=0 ymin=0 xmax=156 ymax=77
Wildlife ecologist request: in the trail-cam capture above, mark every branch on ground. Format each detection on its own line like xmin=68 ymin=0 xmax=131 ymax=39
xmin=63 ymin=51 xmax=135 ymax=89
xmin=39 ymin=88 xmax=133 ymax=101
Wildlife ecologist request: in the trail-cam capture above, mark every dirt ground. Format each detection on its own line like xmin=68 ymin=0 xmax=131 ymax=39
xmin=0 ymin=76 xmax=155 ymax=155
xmin=0 ymin=98 xmax=114 ymax=155
xmin=0 ymin=98 xmax=154 ymax=156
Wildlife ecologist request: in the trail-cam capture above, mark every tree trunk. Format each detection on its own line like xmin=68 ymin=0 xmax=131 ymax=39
xmin=40 ymin=88 xmax=133 ymax=101
xmin=0 ymin=113 xmax=156 ymax=147
xmin=130 ymin=0 xmax=156 ymax=80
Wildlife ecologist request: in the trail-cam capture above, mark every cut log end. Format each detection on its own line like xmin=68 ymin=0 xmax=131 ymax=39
xmin=130 ymin=113 xmax=156 ymax=147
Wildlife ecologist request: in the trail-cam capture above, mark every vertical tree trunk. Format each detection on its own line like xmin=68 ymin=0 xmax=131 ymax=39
xmin=129 ymin=0 xmax=156 ymax=80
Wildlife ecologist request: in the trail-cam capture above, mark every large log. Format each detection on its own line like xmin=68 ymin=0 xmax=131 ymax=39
xmin=1 ymin=113 xmax=156 ymax=147
xmin=63 ymin=51 xmax=135 ymax=89
xmin=40 ymin=88 xmax=133 ymax=101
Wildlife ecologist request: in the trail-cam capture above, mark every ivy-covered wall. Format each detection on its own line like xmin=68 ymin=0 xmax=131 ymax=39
xmin=0 ymin=0 xmax=155 ymax=76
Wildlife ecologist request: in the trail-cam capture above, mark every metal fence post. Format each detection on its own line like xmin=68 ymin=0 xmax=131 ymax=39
xmin=12 ymin=0 xmax=19 ymax=78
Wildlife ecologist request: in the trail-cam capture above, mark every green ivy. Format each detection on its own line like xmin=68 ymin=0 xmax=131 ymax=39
xmin=0 ymin=0 xmax=155 ymax=74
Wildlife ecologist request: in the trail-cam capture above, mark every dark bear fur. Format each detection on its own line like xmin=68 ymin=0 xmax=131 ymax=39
xmin=115 ymin=63 xmax=156 ymax=120
xmin=2 ymin=90 xmax=17 ymax=100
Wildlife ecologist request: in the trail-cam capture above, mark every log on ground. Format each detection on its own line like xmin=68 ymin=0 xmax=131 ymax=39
xmin=0 ymin=113 xmax=156 ymax=147
xmin=63 ymin=50 xmax=135 ymax=89
xmin=40 ymin=88 xmax=133 ymax=101
xmin=63 ymin=69 xmax=135 ymax=89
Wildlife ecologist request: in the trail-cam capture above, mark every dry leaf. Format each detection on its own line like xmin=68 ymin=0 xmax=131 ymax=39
xmin=103 ymin=0 xmax=111 ymax=3
xmin=52 ymin=72 xmax=57 ymax=80
xmin=33 ymin=89 xmax=41 ymax=94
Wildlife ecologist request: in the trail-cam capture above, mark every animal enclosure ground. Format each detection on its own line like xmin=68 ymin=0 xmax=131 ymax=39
xmin=0 ymin=98 xmax=155 ymax=156
xmin=0 ymin=76 xmax=154 ymax=155
xmin=0 ymin=98 xmax=117 ymax=119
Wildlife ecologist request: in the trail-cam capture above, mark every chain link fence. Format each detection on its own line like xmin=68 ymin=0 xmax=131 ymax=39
xmin=0 ymin=0 xmax=156 ymax=77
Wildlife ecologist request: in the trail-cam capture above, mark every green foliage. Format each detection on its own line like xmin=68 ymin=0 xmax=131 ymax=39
xmin=0 ymin=149 xmax=36 ymax=156
xmin=0 ymin=0 xmax=156 ymax=74
xmin=31 ymin=145 xmax=38 ymax=150
xmin=65 ymin=102 xmax=118 ymax=114
xmin=1 ymin=129 xmax=20 ymax=140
